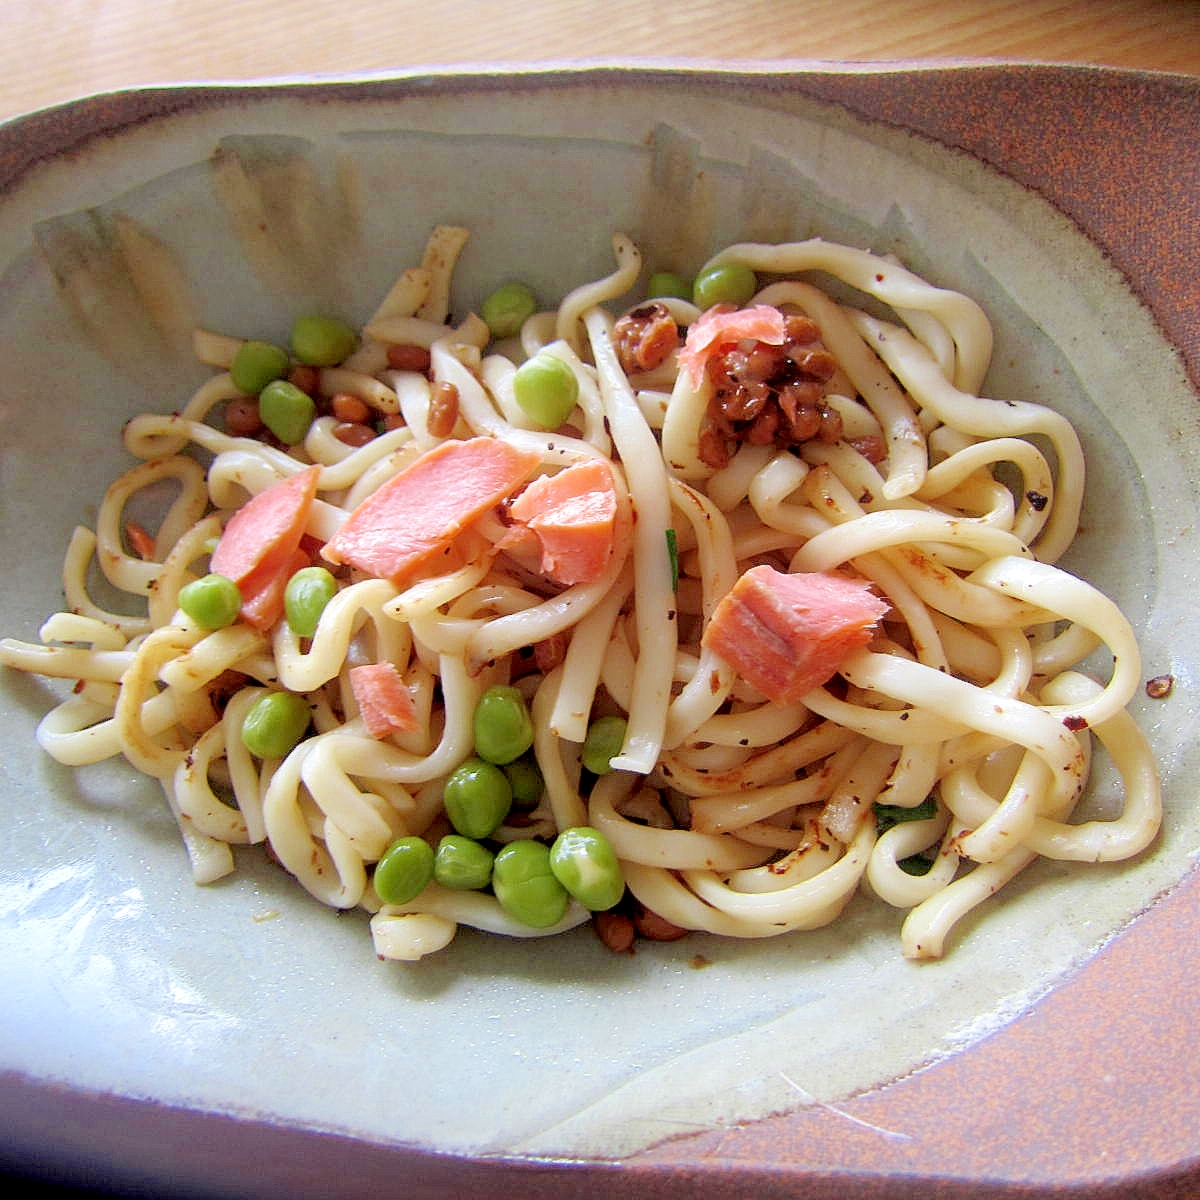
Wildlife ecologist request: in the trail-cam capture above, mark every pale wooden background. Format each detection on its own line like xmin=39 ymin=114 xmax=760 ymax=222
xmin=0 ymin=0 xmax=1197 ymax=123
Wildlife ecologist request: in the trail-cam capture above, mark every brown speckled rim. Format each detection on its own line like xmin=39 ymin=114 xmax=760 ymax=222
xmin=0 ymin=61 xmax=1197 ymax=1199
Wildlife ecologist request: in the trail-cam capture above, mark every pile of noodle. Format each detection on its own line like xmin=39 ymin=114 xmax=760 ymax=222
xmin=0 ymin=226 xmax=1161 ymax=962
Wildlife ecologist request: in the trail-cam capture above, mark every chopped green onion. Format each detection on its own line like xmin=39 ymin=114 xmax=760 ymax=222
xmin=874 ymin=795 xmax=939 ymax=835
xmin=665 ymin=528 xmax=679 ymax=590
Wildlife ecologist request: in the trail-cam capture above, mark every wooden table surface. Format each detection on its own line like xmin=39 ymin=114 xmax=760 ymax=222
xmin=1 ymin=0 xmax=1197 ymax=125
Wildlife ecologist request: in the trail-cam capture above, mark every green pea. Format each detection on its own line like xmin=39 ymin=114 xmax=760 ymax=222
xmin=480 ymin=281 xmax=537 ymax=339
xmin=178 ymin=573 xmax=242 ymax=630
xmin=290 ymin=314 xmax=358 ymax=366
xmin=513 ymin=351 xmax=579 ymax=429
xmin=549 ymin=826 xmax=625 ymax=911
xmin=581 ymin=715 xmax=627 ymax=775
xmin=473 ymin=685 xmax=534 ymax=766
xmin=692 ymin=262 xmax=758 ymax=310
xmin=503 ymin=757 xmax=544 ymax=810
xmin=433 ymin=835 xmax=495 ymax=891
xmin=443 ymin=757 xmax=512 ymax=839
xmin=230 ymin=340 xmax=289 ymax=395
xmin=492 ymin=840 xmax=569 ymax=928
xmin=240 ymin=690 xmax=311 ymax=759
xmin=258 ymin=379 xmax=316 ymax=445
xmin=284 ymin=566 xmax=338 ymax=637
xmin=374 ymin=836 xmax=435 ymax=905
xmin=646 ymin=271 xmax=692 ymax=301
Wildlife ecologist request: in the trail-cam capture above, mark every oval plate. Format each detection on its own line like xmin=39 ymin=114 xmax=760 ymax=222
xmin=0 ymin=62 xmax=1197 ymax=1198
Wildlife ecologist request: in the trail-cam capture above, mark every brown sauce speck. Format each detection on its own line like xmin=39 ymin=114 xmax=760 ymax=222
xmin=1146 ymin=674 xmax=1174 ymax=699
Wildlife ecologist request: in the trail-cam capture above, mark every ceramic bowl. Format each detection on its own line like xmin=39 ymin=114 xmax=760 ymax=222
xmin=0 ymin=63 xmax=1197 ymax=1198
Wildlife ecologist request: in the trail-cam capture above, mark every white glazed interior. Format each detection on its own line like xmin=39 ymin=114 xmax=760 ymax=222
xmin=0 ymin=76 xmax=1197 ymax=1160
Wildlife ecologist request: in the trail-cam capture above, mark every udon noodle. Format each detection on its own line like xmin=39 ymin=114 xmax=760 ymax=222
xmin=0 ymin=226 xmax=1161 ymax=962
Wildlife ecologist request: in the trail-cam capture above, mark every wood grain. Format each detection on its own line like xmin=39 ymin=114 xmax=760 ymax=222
xmin=0 ymin=0 xmax=1197 ymax=124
